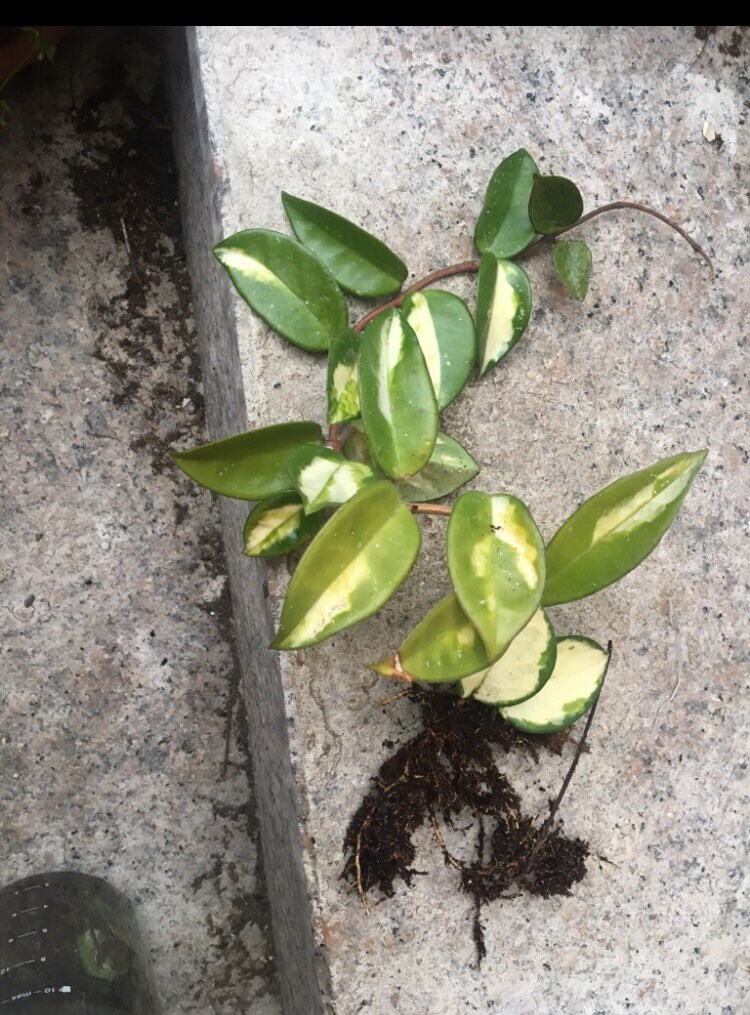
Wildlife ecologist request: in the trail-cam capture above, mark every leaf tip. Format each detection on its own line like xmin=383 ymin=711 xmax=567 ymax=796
xmin=368 ymin=653 xmax=412 ymax=682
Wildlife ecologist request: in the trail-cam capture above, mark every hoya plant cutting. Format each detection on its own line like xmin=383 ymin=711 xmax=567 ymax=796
xmin=171 ymin=149 xmax=710 ymax=943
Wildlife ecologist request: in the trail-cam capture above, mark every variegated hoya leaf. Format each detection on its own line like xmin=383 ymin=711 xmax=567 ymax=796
xmin=475 ymin=254 xmax=532 ymax=377
xmin=500 ymin=636 xmax=610 ymax=733
xmin=281 ymin=192 xmax=407 ymax=298
xmin=170 ymin=421 xmax=323 ymax=500
xmin=271 ymin=482 xmax=421 ymax=649
xmin=397 ymin=431 xmax=479 ymax=503
xmin=214 ymin=229 xmax=347 ymax=351
xmin=543 ymin=450 xmax=708 ymax=606
xmin=401 ymin=290 xmax=476 ymax=410
xmin=242 ymin=493 xmax=323 ymax=557
xmin=448 ymin=491 xmax=545 ymax=661
xmin=474 ymin=149 xmax=539 ymax=258
xmin=372 ymin=593 xmax=488 ymax=683
xmin=286 ymin=444 xmax=378 ymax=514
xmin=326 ymin=328 xmax=361 ymax=425
xmin=458 ymin=608 xmax=557 ymax=707
xmin=358 ymin=309 xmax=438 ymax=480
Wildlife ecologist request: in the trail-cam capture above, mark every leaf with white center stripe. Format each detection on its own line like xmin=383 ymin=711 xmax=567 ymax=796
xmin=448 ymin=491 xmax=545 ymax=661
xmin=286 ymin=444 xmax=378 ymax=514
xmin=170 ymin=421 xmax=323 ymax=500
xmin=371 ymin=593 xmax=489 ymax=683
xmin=327 ymin=328 xmax=361 ymax=425
xmin=397 ymin=431 xmax=479 ymax=503
xmin=543 ymin=450 xmax=708 ymax=606
xmin=271 ymin=482 xmax=421 ymax=649
xmin=457 ymin=609 xmax=557 ymax=706
xmin=475 ymin=254 xmax=531 ymax=377
xmin=282 ymin=192 xmax=407 ymax=298
xmin=501 ymin=636 xmax=610 ymax=733
xmin=358 ymin=309 xmax=438 ymax=480
xmin=214 ymin=229 xmax=347 ymax=352
xmin=242 ymin=493 xmax=323 ymax=557
xmin=402 ymin=291 xmax=476 ymax=409
xmin=474 ymin=149 xmax=539 ymax=258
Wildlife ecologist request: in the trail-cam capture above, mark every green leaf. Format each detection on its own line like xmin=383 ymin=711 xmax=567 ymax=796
xmin=327 ymin=328 xmax=361 ymax=424
xmin=282 ymin=192 xmax=407 ymax=298
xmin=271 ymin=482 xmax=421 ymax=649
xmin=458 ymin=609 xmax=557 ymax=706
xmin=543 ymin=450 xmax=708 ymax=606
xmin=528 ymin=174 xmax=584 ymax=235
xmin=397 ymin=432 xmax=479 ymax=503
xmin=214 ymin=229 xmax=347 ymax=352
xmin=501 ymin=636 xmax=610 ymax=733
xmin=448 ymin=491 xmax=545 ymax=661
xmin=474 ymin=149 xmax=539 ymax=258
xmin=371 ymin=593 xmax=489 ymax=683
xmin=553 ymin=240 xmax=592 ymax=302
xmin=286 ymin=444 xmax=378 ymax=514
xmin=475 ymin=254 xmax=532 ymax=377
xmin=358 ymin=309 xmax=439 ymax=480
xmin=170 ymin=422 xmax=323 ymax=500
xmin=243 ymin=493 xmax=323 ymax=557
xmin=341 ymin=422 xmax=375 ymax=467
xmin=401 ymin=291 xmax=476 ymax=410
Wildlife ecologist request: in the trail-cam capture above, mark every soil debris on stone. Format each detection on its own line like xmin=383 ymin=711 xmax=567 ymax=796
xmin=343 ymin=687 xmax=591 ymax=962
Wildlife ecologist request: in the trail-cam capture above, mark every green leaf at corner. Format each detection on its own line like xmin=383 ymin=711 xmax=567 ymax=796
xmin=170 ymin=422 xmax=323 ymax=500
xmin=448 ymin=491 xmax=545 ymax=661
xmin=327 ymin=328 xmax=361 ymax=425
xmin=372 ymin=593 xmax=489 ymax=683
xmin=402 ymin=290 xmax=476 ymax=410
xmin=243 ymin=493 xmax=323 ymax=557
xmin=282 ymin=192 xmax=407 ymax=298
xmin=474 ymin=149 xmax=539 ymax=258
xmin=358 ymin=309 xmax=438 ymax=480
xmin=553 ymin=240 xmax=592 ymax=302
xmin=397 ymin=432 xmax=479 ymax=503
xmin=271 ymin=482 xmax=421 ymax=649
xmin=543 ymin=449 xmax=708 ymax=606
xmin=528 ymin=174 xmax=584 ymax=235
xmin=286 ymin=444 xmax=378 ymax=513
xmin=214 ymin=229 xmax=347 ymax=352
xmin=475 ymin=254 xmax=532 ymax=377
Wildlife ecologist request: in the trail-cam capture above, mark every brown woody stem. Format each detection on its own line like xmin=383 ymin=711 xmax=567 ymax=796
xmin=408 ymin=503 xmax=452 ymax=517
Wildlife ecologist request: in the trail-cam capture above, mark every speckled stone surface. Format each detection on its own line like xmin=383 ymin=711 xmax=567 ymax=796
xmin=0 ymin=30 xmax=280 ymax=1014
xmin=175 ymin=26 xmax=748 ymax=1013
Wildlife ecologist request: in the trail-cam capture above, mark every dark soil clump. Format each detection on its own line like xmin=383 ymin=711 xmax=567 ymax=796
xmin=343 ymin=688 xmax=591 ymax=961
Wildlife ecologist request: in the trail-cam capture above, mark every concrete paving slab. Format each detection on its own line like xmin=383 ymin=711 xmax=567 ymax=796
xmin=0 ymin=29 xmax=280 ymax=1014
xmin=171 ymin=26 xmax=749 ymax=1013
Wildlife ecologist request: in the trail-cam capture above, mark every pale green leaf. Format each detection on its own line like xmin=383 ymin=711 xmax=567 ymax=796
xmin=358 ymin=309 xmax=438 ymax=480
xmin=286 ymin=444 xmax=378 ymax=514
xmin=401 ymin=290 xmax=476 ymax=409
xmin=553 ymin=240 xmax=592 ymax=302
xmin=282 ymin=192 xmax=407 ymax=297
xmin=475 ymin=254 xmax=532 ymax=377
xmin=501 ymin=636 xmax=610 ymax=733
xmin=371 ymin=593 xmax=488 ymax=683
xmin=543 ymin=450 xmax=708 ymax=606
xmin=474 ymin=149 xmax=539 ymax=258
xmin=242 ymin=493 xmax=323 ymax=557
xmin=448 ymin=491 xmax=545 ymax=660
xmin=170 ymin=422 xmax=323 ymax=500
xmin=214 ymin=229 xmax=347 ymax=351
xmin=271 ymin=482 xmax=421 ymax=649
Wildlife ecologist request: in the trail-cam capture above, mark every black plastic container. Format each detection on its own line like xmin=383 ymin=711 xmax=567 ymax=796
xmin=0 ymin=872 xmax=159 ymax=1013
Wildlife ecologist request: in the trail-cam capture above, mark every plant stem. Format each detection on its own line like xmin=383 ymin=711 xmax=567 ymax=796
xmin=353 ymin=260 xmax=481 ymax=333
xmin=519 ymin=200 xmax=715 ymax=278
xmin=409 ymin=503 xmax=452 ymax=517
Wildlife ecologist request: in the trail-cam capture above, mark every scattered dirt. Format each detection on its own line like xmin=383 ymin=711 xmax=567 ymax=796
xmin=343 ymin=688 xmax=590 ymax=962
